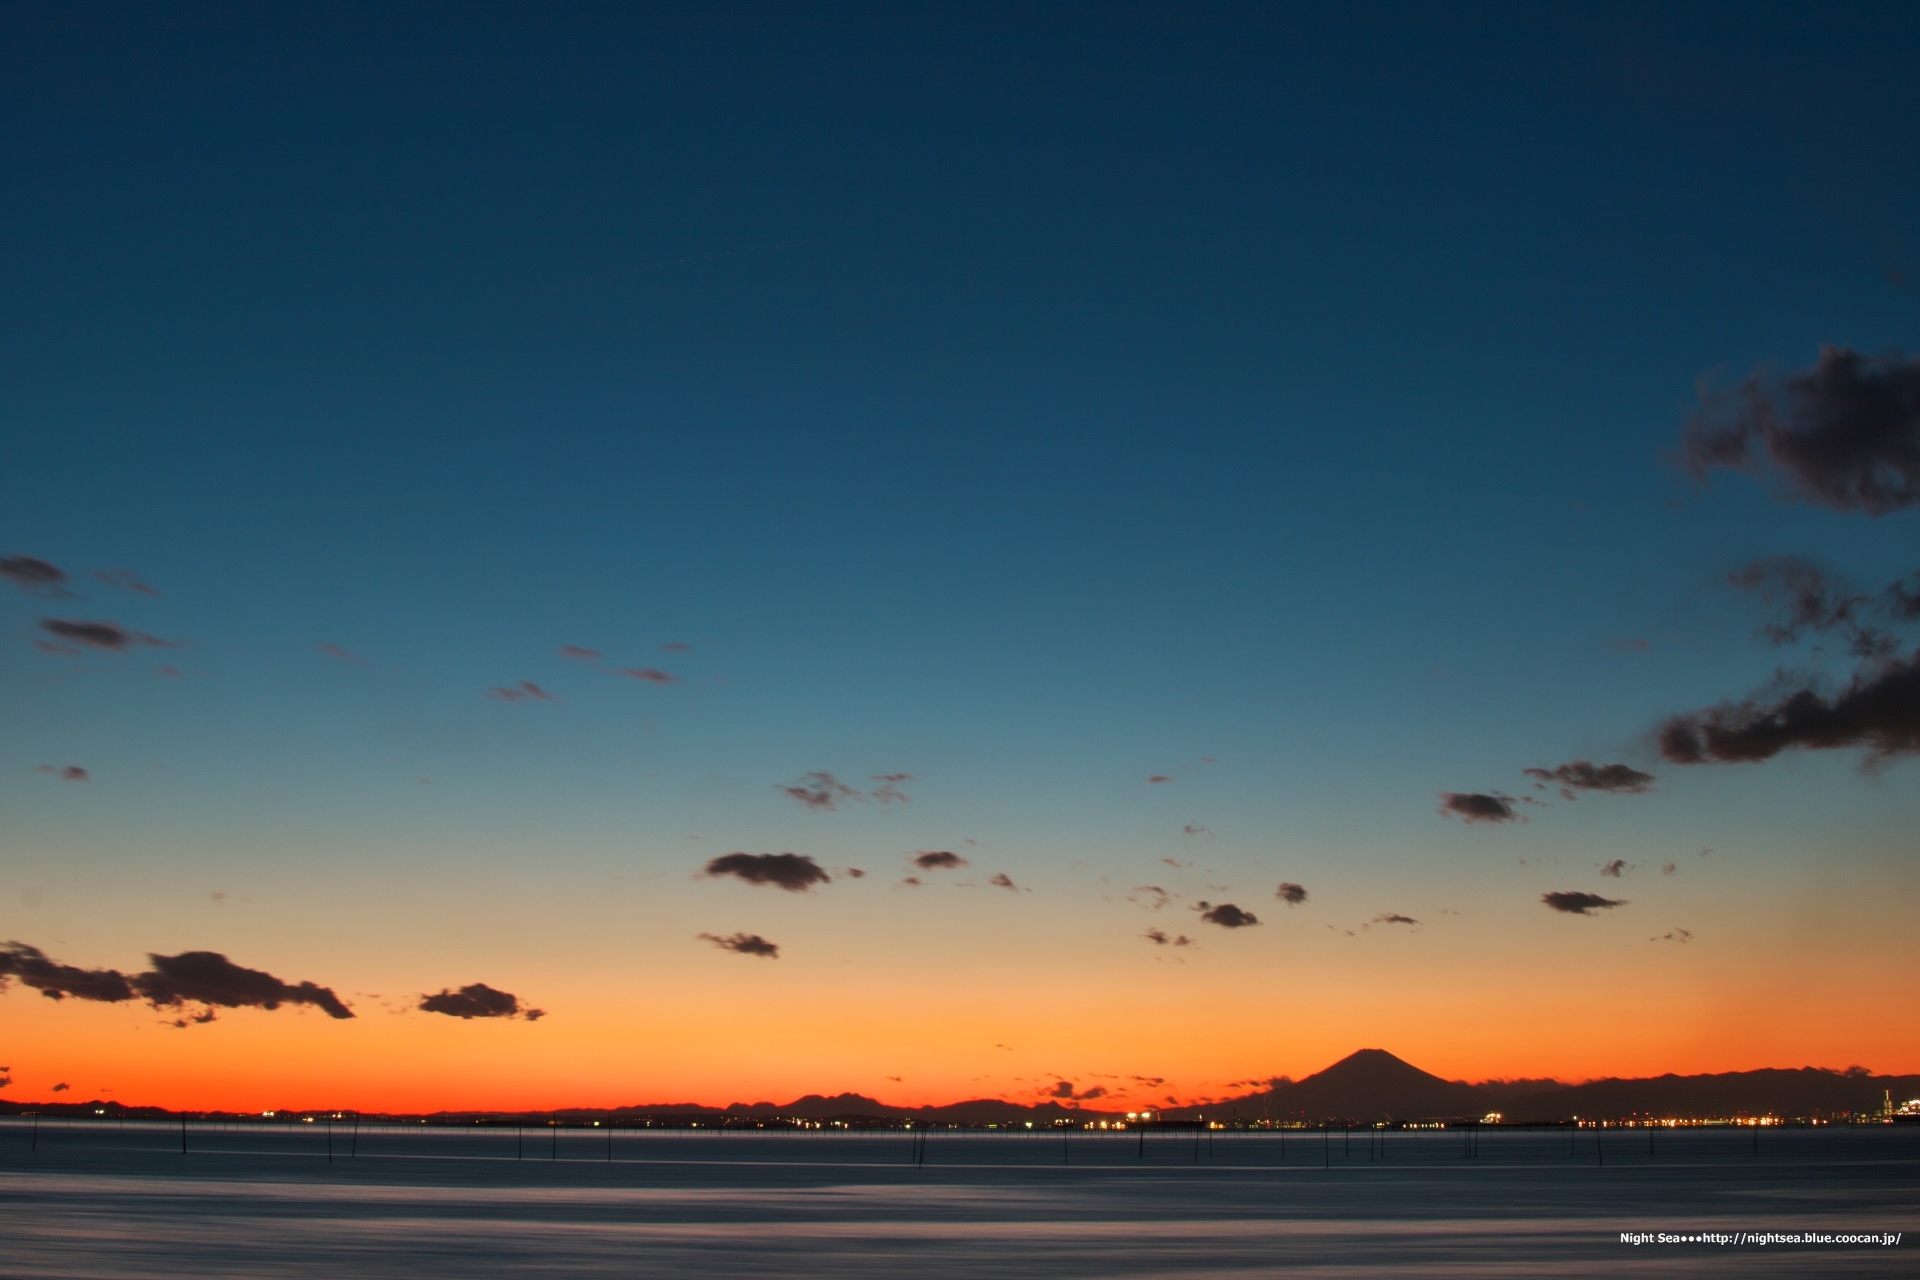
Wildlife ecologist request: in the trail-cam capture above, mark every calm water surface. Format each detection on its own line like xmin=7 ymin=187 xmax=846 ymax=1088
xmin=2 ymin=1121 xmax=1912 ymax=1277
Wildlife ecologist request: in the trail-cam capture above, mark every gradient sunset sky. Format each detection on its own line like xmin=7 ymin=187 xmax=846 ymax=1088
xmin=4 ymin=1 xmax=1918 ymax=1113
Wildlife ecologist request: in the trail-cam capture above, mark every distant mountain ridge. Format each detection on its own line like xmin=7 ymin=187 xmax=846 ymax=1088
xmin=1159 ymin=1049 xmax=1920 ymax=1124
xmin=6 ymin=1049 xmax=1915 ymax=1122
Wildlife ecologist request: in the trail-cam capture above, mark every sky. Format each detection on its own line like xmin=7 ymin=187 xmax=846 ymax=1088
xmin=2 ymin=1 xmax=1918 ymax=1114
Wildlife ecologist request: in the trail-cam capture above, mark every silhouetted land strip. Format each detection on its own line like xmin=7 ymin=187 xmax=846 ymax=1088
xmin=7 ymin=1049 xmax=1913 ymax=1128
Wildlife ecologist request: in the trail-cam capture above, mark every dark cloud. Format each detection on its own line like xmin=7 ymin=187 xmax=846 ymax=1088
xmin=778 ymin=771 xmax=860 ymax=811
xmin=913 ymin=850 xmax=967 ymax=870
xmin=89 ymin=568 xmax=158 ymax=597
xmin=558 ymin=645 xmax=601 ymax=661
xmin=1078 ymin=1086 xmax=1107 ymax=1100
xmin=1652 ymin=928 xmax=1693 ymax=944
xmin=1521 ymin=761 xmax=1655 ymax=795
xmin=870 ymin=773 xmax=914 ymax=805
xmin=1542 ymin=891 xmax=1626 ymax=915
xmin=899 ymin=876 xmax=923 ymax=887
xmin=1438 ymin=791 xmax=1520 ymax=823
xmin=698 ymin=932 xmax=779 ymax=958
xmin=1658 ymin=649 xmax=1920 ymax=764
xmin=50 ymin=1082 xmax=68 ymax=1092
xmin=1143 ymin=928 xmax=1193 ymax=946
xmin=1048 ymin=1080 xmax=1074 ymax=1098
xmin=844 ymin=867 xmax=866 ymax=878
xmin=1197 ymin=902 xmax=1259 ymax=929
xmin=38 ymin=618 xmax=172 ymax=652
xmin=1681 ymin=345 xmax=1920 ymax=515
xmin=484 ymin=681 xmax=556 ymax=702
xmin=1275 ymin=882 xmax=1308 ymax=906
xmin=1599 ymin=859 xmax=1629 ymax=878
xmin=1885 ymin=572 xmax=1920 ymax=621
xmin=419 ymin=982 xmax=544 ymax=1021
xmin=1 ymin=942 xmax=353 ymax=1023
xmin=35 ymin=765 xmax=88 ymax=782
xmin=988 ymin=872 xmax=1019 ymax=891
xmin=1 ymin=555 xmax=69 ymax=595
xmin=1372 ymin=913 xmax=1419 ymax=926
xmin=619 ymin=667 xmax=679 ymax=684
xmin=1146 ymin=774 xmax=1173 ymax=784
xmin=705 ymin=852 xmax=831 ymax=892
xmin=134 ymin=951 xmax=354 ymax=1020
xmin=0 ymin=941 xmax=136 ymax=1003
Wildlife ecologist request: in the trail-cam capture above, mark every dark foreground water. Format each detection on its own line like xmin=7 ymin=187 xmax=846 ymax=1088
xmin=1 ymin=1120 xmax=1912 ymax=1277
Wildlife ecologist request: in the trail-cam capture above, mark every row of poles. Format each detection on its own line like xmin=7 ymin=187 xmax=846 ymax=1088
xmin=10 ymin=1115 xmax=1796 ymax=1166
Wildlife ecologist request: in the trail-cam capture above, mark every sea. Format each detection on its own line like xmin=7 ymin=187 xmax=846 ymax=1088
xmin=1 ymin=1118 xmax=1911 ymax=1276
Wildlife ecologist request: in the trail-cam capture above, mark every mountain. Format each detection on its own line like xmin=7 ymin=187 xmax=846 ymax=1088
xmin=1165 ymin=1049 xmax=1492 ymax=1124
xmin=1166 ymin=1050 xmax=1920 ymax=1123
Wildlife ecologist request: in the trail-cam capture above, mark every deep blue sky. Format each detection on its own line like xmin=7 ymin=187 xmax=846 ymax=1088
xmin=3 ymin=2 xmax=1918 ymax=1102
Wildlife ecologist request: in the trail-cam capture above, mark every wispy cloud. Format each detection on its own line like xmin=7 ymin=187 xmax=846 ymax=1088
xmin=1129 ymin=885 xmax=1171 ymax=910
xmin=1726 ymin=556 xmax=1918 ymax=657
xmin=89 ymin=568 xmax=158 ymax=597
xmin=698 ymin=932 xmax=779 ymax=958
xmin=660 ymin=642 xmax=692 ymax=652
xmin=1143 ymin=928 xmax=1193 ymax=946
xmin=419 ymin=982 xmax=544 ymax=1021
xmin=1522 ymin=761 xmax=1655 ymax=796
xmin=1275 ymin=882 xmax=1307 ymax=905
xmin=319 ymin=643 xmax=365 ymax=663
xmin=870 ymin=773 xmax=915 ymax=806
xmin=988 ymin=872 xmax=1020 ymax=891
xmin=1651 ymin=928 xmax=1692 ymax=944
xmin=1681 ymin=345 xmax=1920 ymax=515
xmin=558 ymin=645 xmax=601 ymax=661
xmin=38 ymin=618 xmax=176 ymax=652
xmin=1371 ymin=912 xmax=1419 ymax=927
xmin=1196 ymin=902 xmax=1259 ymax=928
xmin=619 ymin=666 xmax=679 ymax=684
xmin=1 ymin=555 xmax=70 ymax=596
xmin=1599 ymin=859 xmax=1629 ymax=878
xmin=705 ymin=852 xmax=831 ymax=892
xmin=1146 ymin=774 xmax=1173 ymax=784
xmin=913 ymin=850 xmax=967 ymax=871
xmin=1658 ymin=650 xmax=1920 ymax=764
xmin=485 ymin=681 xmax=556 ymax=702
xmin=1438 ymin=791 xmax=1520 ymax=823
xmin=1542 ymin=891 xmax=1625 ymax=915
xmin=778 ymin=771 xmax=862 ymax=811
xmin=34 ymin=765 xmax=88 ymax=782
